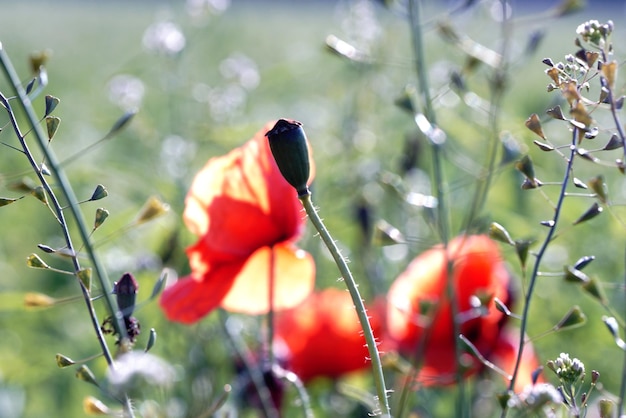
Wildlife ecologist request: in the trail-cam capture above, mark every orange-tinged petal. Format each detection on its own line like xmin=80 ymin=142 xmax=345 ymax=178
xmin=159 ymin=262 xmax=243 ymax=324
xmin=183 ymin=121 xmax=306 ymax=260
xmin=220 ymin=243 xmax=315 ymax=314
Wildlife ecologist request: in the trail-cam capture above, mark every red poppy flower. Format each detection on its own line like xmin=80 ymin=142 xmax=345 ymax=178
xmin=275 ymin=288 xmax=382 ymax=383
xmin=159 ymin=121 xmax=315 ymax=323
xmin=386 ymin=235 xmax=510 ymax=386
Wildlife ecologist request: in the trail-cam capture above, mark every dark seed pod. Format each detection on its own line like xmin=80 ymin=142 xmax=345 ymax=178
xmin=266 ymin=119 xmax=311 ymax=197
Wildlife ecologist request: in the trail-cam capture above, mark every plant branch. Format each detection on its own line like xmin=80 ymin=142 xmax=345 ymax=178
xmin=0 ymin=43 xmax=134 ymax=417
xmin=502 ymin=128 xmax=579 ymax=417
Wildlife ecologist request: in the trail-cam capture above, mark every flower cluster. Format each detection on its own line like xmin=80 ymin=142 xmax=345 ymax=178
xmin=507 ymin=383 xmax=563 ymax=415
xmin=576 ymin=19 xmax=613 ymax=47
xmin=548 ymin=352 xmax=585 ymax=385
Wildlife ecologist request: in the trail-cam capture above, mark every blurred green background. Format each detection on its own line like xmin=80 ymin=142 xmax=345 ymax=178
xmin=0 ymin=0 xmax=625 ymax=416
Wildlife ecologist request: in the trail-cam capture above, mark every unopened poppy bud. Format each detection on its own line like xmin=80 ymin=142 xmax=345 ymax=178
xmin=114 ymin=272 xmax=139 ymax=318
xmin=266 ymin=119 xmax=311 ymax=197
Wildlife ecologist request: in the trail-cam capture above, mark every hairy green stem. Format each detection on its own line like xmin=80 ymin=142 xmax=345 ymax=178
xmin=299 ymin=193 xmax=391 ymax=417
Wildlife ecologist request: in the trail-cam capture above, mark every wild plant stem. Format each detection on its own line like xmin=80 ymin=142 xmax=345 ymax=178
xmin=0 ymin=44 xmax=134 ymax=417
xmin=462 ymin=0 xmax=511 ymax=232
xmin=599 ymin=44 xmax=626 ymax=416
xmin=407 ymin=1 xmax=463 ymax=416
xmin=502 ymin=128 xmax=578 ymax=417
xmin=221 ymin=313 xmax=280 ymax=418
xmin=617 ymin=247 xmax=626 ymax=417
xmin=299 ymin=193 xmax=391 ymax=417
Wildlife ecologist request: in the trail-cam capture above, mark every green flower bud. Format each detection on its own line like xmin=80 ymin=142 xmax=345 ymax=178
xmin=266 ymin=119 xmax=311 ymax=197
xmin=56 ymin=353 xmax=75 ymax=368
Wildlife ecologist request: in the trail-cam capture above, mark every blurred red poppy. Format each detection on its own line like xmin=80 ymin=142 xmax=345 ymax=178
xmin=159 ymin=121 xmax=315 ymax=323
xmin=490 ymin=329 xmax=544 ymax=391
xmin=386 ymin=235 xmax=511 ymax=386
xmin=275 ymin=288 xmax=382 ymax=383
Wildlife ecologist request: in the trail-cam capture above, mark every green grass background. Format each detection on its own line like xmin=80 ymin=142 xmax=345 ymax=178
xmin=0 ymin=0 xmax=625 ymax=416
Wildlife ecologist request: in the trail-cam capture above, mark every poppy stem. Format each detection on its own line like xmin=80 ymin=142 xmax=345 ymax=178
xmin=299 ymin=193 xmax=391 ymax=417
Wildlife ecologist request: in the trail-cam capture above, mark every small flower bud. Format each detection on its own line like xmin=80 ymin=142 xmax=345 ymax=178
xmin=94 ymin=208 xmax=109 ymax=230
xmin=592 ymin=370 xmax=600 ymax=384
xmin=145 ymin=328 xmax=157 ymax=352
xmin=90 ymin=184 xmax=108 ymax=202
xmin=83 ymin=396 xmax=111 ymax=415
xmin=266 ymin=119 xmax=311 ymax=197
xmin=56 ymin=353 xmax=75 ymax=368
xmin=24 ymin=292 xmax=56 ymax=308
xmin=599 ymin=399 xmax=614 ymax=418
xmin=26 ymin=254 xmax=50 ymax=269
xmin=77 ymin=268 xmax=92 ymax=292
xmin=76 ymin=365 xmax=99 ymax=387
xmin=114 ymin=273 xmax=139 ymax=318
xmin=136 ymin=196 xmax=170 ymax=224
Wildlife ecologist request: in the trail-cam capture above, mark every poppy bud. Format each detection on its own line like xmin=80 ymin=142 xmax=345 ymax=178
xmin=266 ymin=119 xmax=311 ymax=197
xmin=114 ymin=273 xmax=139 ymax=318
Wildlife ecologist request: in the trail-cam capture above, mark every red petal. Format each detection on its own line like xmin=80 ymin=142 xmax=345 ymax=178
xmin=159 ymin=262 xmax=243 ymax=324
xmin=276 ymin=288 xmax=378 ymax=382
xmin=386 ymin=235 xmax=510 ymax=383
xmin=183 ymin=121 xmax=306 ymax=262
xmin=220 ymin=243 xmax=315 ymax=314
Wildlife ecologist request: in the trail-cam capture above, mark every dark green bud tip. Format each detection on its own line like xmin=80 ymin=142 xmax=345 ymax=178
xmin=266 ymin=119 xmax=311 ymax=197
xmin=114 ymin=272 xmax=139 ymax=318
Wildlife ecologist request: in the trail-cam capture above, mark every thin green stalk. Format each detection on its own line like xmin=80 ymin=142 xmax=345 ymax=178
xmin=275 ymin=364 xmax=314 ymax=418
xmin=221 ymin=312 xmax=280 ymax=418
xmin=501 ymin=128 xmax=578 ymax=417
xmin=617 ymin=247 xmax=626 ymax=417
xmin=299 ymin=193 xmax=391 ymax=417
xmin=462 ymin=0 xmax=511 ymax=232
xmin=408 ymin=1 xmax=465 ymax=416
xmin=0 ymin=43 xmax=134 ymax=417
